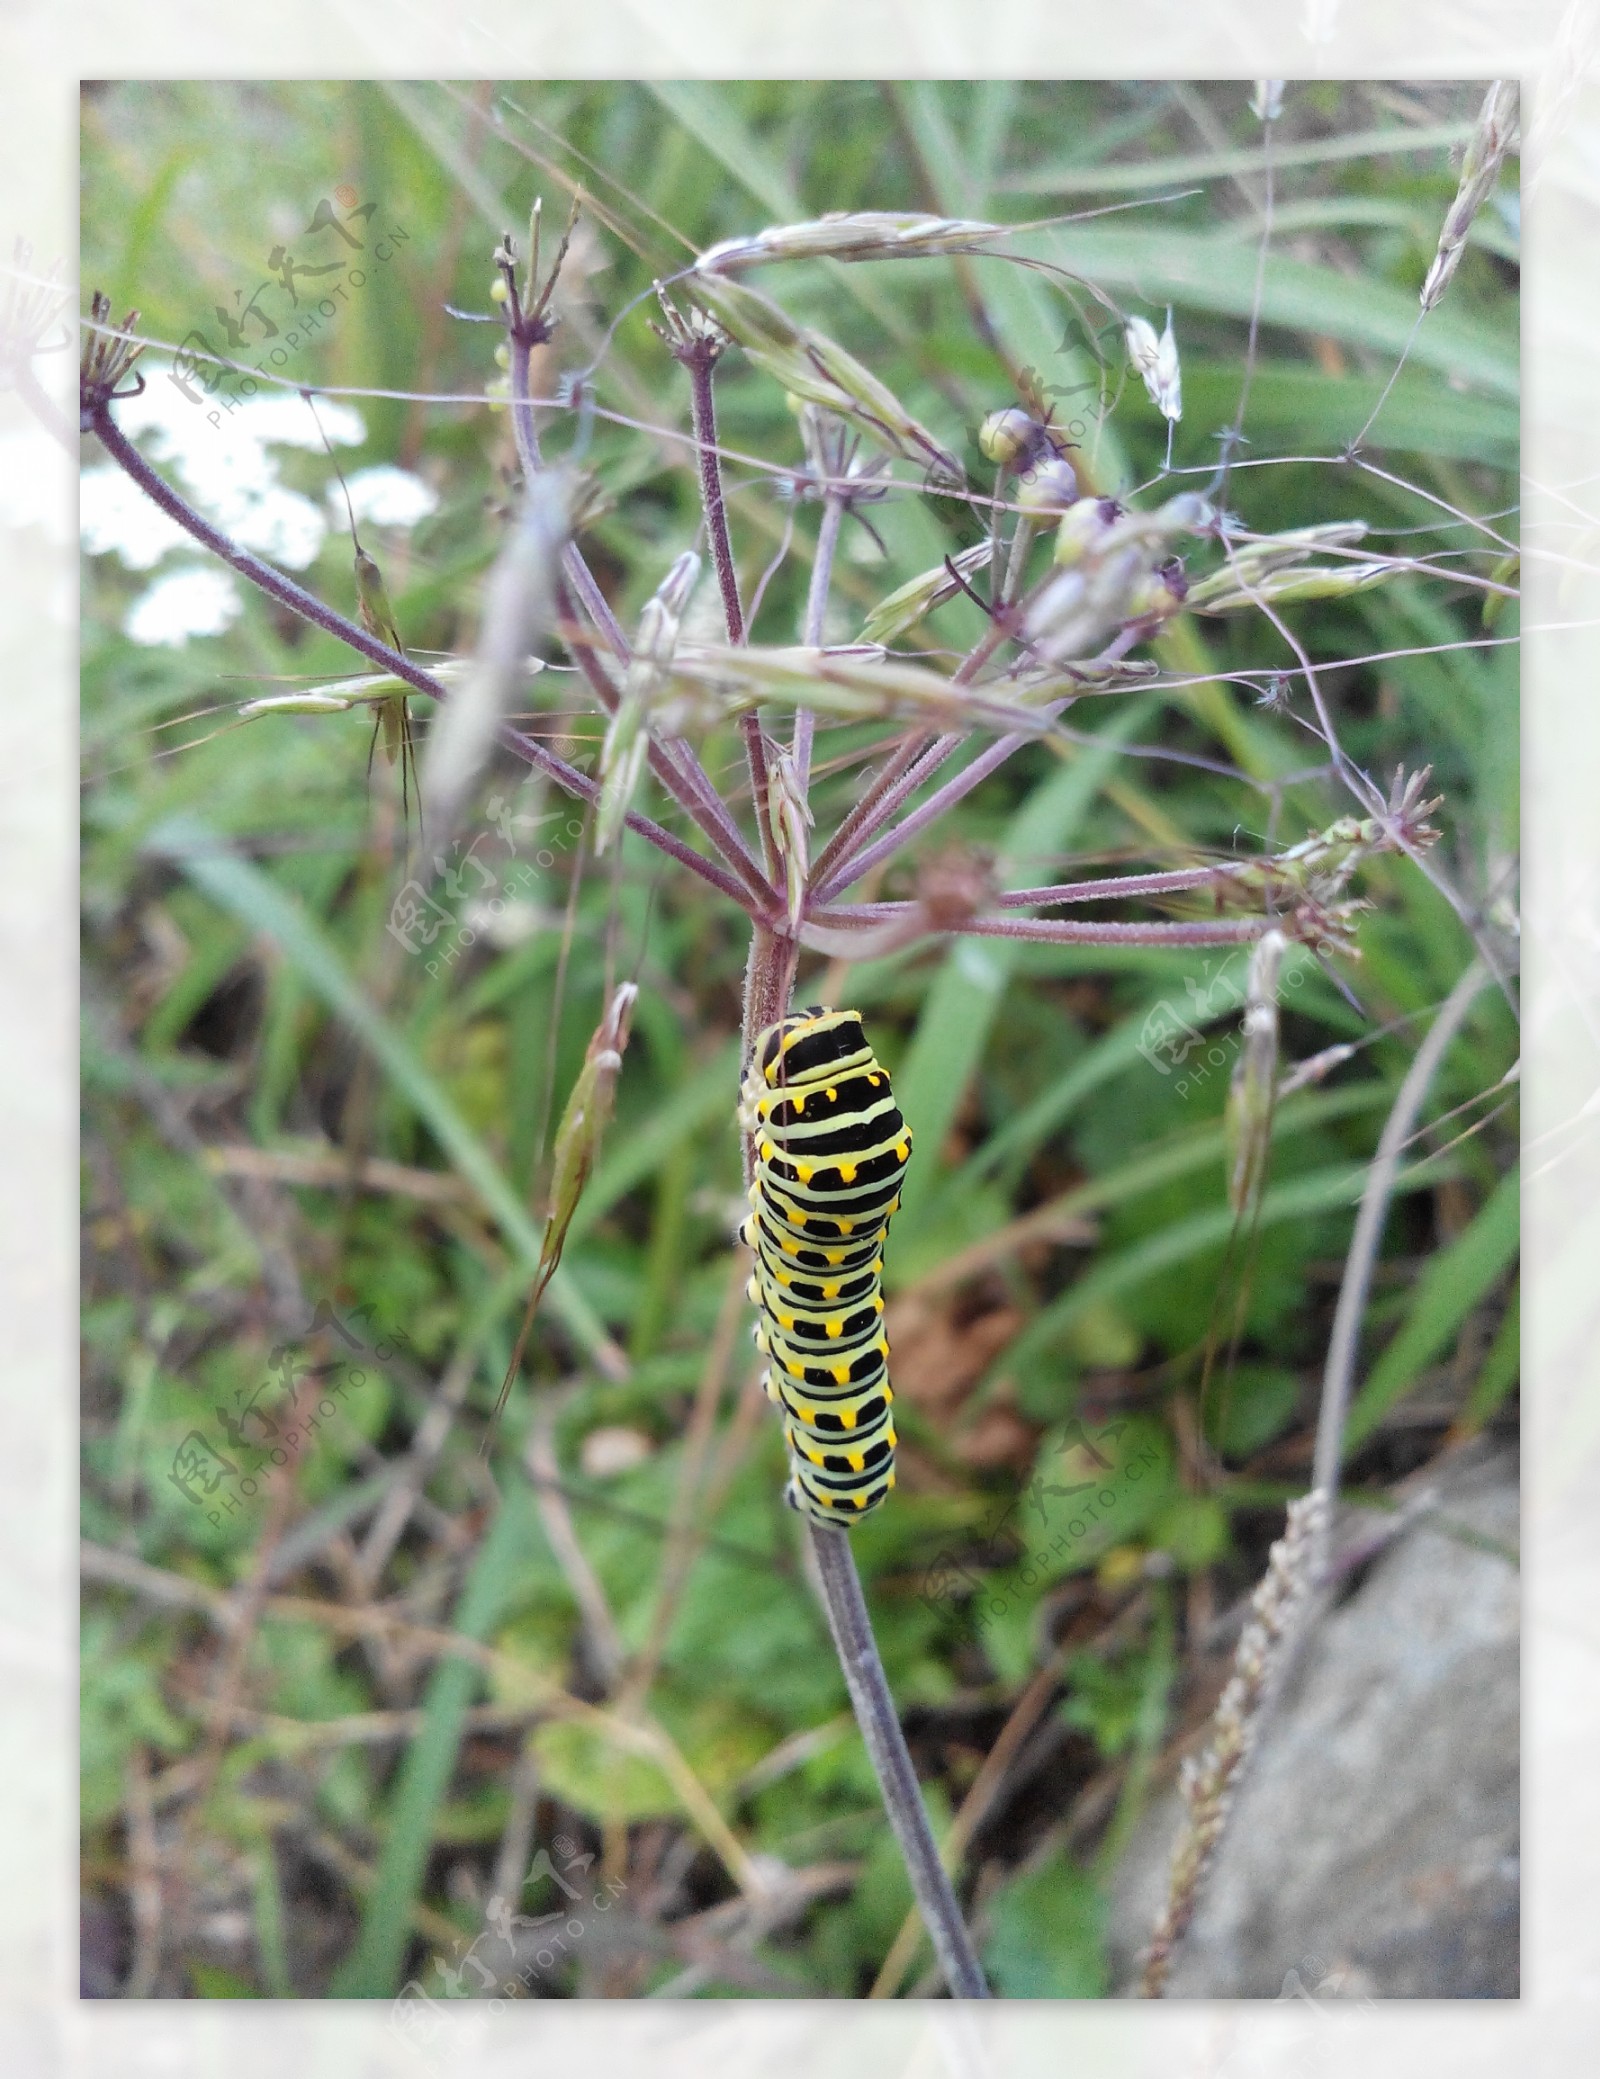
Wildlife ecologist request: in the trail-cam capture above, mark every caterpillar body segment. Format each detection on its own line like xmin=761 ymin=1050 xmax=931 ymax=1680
xmin=740 ymin=1009 xmax=911 ymax=1525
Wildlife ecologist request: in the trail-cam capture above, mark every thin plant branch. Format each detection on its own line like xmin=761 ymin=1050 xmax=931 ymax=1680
xmin=85 ymin=397 xmax=759 ymax=913
xmin=809 ymin=1522 xmax=990 ymax=1999
xmin=1311 ymin=961 xmax=1490 ymax=1545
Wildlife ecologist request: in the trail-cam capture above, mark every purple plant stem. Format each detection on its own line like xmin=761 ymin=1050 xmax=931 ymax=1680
xmin=817 ymin=728 xmax=1024 ymax=903
xmin=508 ymin=335 xmax=630 ymax=662
xmin=683 ymin=342 xmax=779 ymax=878
xmin=508 ymin=338 xmax=769 ymax=897
xmin=951 ymin=915 xmax=1275 ymax=947
xmin=810 ymin=904 xmax=1279 ymax=948
xmin=88 ymin=402 xmax=760 ymax=916
xmin=804 ymin=619 xmax=1009 ymax=896
xmin=807 ymin=729 xmax=942 ymax=891
xmin=997 ymin=864 xmax=1260 ymax=907
xmin=813 ymin=659 xmax=1076 ymax=903
xmin=556 ymin=590 xmax=773 ymax=907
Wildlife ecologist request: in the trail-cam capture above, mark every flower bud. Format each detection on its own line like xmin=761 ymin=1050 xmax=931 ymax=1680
xmin=1016 ymin=456 xmax=1080 ymax=515
xmin=978 ymin=406 xmax=1039 ymax=468
xmin=1052 ymin=496 xmax=1119 ymax=568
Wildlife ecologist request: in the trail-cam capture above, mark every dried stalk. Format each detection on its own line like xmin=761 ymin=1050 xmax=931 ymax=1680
xmin=1311 ymin=962 xmax=1490 ymax=1543
xmin=1140 ymin=1488 xmax=1327 ymax=1995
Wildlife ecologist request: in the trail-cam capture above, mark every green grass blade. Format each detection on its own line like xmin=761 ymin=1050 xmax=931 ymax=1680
xmin=1021 ymin=224 xmax=1516 ymax=401
xmin=1346 ymin=1165 xmax=1519 ymax=1448
xmin=146 ymin=815 xmax=618 ymax=1371
xmin=329 ymin=1477 xmax=539 ymax=1995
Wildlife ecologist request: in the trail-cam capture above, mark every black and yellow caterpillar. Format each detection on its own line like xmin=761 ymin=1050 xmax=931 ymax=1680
xmin=739 ymin=1009 xmax=912 ymax=1525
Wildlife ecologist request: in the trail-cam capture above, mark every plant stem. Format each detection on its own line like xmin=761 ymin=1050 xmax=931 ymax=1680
xmin=88 ymin=400 xmax=756 ymax=913
xmin=556 ymin=584 xmax=774 ymax=908
xmin=1311 ymin=961 xmax=1489 ymax=1552
xmin=683 ymin=341 xmax=781 ymax=880
xmin=739 ymin=927 xmax=988 ymax=1999
xmin=808 ymin=1522 xmax=990 ymax=1998
xmin=506 ymin=340 xmax=771 ymax=901
xmin=507 ymin=333 xmax=629 ymax=661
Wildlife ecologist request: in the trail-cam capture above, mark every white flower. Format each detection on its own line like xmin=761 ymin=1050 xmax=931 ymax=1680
xmin=1125 ymin=308 xmax=1182 ymax=423
xmin=124 ymin=565 xmax=242 ymax=646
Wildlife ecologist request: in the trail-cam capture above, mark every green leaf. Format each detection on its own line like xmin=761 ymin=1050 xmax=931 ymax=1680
xmin=1461 ymin=1283 xmax=1520 ymax=1430
xmin=144 ymin=816 xmax=618 ymax=1372
xmin=1002 ymin=120 xmax=1480 ymax=197
xmin=1346 ymin=1165 xmax=1519 ymax=1448
xmin=1017 ymin=224 xmax=1517 ymax=402
xmin=982 ymin=1856 xmax=1107 ymax=1996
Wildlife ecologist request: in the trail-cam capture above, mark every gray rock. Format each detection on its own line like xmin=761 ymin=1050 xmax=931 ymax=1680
xmin=1108 ymin=1444 xmax=1519 ymax=1997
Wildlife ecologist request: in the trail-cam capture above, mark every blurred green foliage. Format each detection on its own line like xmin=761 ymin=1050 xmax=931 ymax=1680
xmin=80 ymin=79 xmax=1517 ymax=1998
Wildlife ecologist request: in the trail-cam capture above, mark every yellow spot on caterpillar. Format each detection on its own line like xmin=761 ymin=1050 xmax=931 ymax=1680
xmin=792 ymin=1091 xmax=807 ymax=1114
xmin=825 ymin=1248 xmax=844 ymax=1266
xmin=894 ymin=1140 xmax=908 ymax=1161
xmin=873 ymin=1296 xmax=884 ymax=1315
xmin=886 ymin=1469 xmax=896 ymax=1491
xmin=851 ymin=1492 xmax=867 ymax=1510
xmin=882 ymin=1385 xmax=894 ymax=1405
xmin=805 ymin=1445 xmax=824 ymax=1466
xmin=776 ymin=1270 xmax=791 ymax=1287
xmin=822 ymin=1280 xmax=840 ymax=1300
xmin=824 ymin=1318 xmax=843 ymax=1339
xmin=778 ymin=1310 xmax=795 ymax=1331
xmin=787 ymin=1360 xmax=804 ymax=1378
xmin=782 ymin=1237 xmax=800 ymax=1255
xmin=826 ymin=1085 xmax=838 ymax=1102
xmin=792 ymin=1210 xmax=808 ymax=1228
xmin=838 ymin=1161 xmax=857 ymax=1184
xmin=760 ymin=1140 xmax=776 ymax=1162
xmin=887 ymin=1424 xmax=897 ymax=1446
xmin=831 ymin=1365 xmax=850 ymax=1385
xmin=765 ymin=1061 xmax=776 ymax=1084
xmin=837 ymin=1218 xmax=854 ymax=1236
xmin=840 ymin=1405 xmax=857 ymax=1430
xmin=847 ymin=1452 xmax=864 ymax=1473
xmin=876 ymin=1337 xmax=889 ymax=1357
xmin=792 ymin=1400 xmax=815 ymax=1422
xmin=868 ymin=1074 xmax=881 ymax=1088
